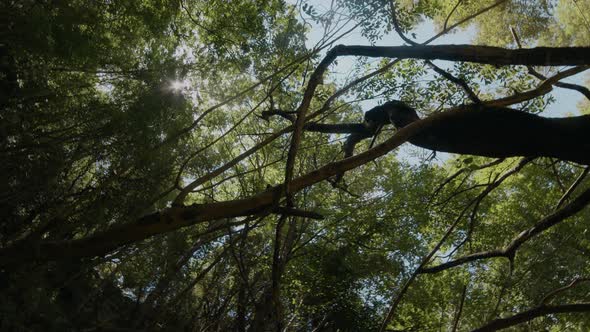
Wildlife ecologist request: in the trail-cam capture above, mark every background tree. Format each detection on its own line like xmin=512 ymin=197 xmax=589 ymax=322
xmin=1 ymin=0 xmax=590 ymax=331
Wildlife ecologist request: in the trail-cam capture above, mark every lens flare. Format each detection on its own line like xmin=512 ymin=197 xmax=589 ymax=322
xmin=170 ymin=80 xmax=187 ymax=91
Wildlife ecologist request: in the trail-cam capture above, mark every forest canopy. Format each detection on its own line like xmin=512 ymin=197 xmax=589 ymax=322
xmin=2 ymin=0 xmax=590 ymax=331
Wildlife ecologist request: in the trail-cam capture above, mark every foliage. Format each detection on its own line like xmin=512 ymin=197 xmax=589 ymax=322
xmin=1 ymin=0 xmax=590 ymax=331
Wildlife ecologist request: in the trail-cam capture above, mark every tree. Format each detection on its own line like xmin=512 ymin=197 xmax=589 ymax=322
xmin=1 ymin=0 xmax=590 ymax=331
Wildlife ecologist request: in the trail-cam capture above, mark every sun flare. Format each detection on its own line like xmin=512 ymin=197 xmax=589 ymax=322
xmin=170 ymin=80 xmax=188 ymax=91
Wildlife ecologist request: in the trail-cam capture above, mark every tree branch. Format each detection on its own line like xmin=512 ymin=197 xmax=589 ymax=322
xmin=424 ymin=0 xmax=508 ymax=44
xmin=451 ymin=284 xmax=468 ymax=332
xmin=444 ymin=0 xmax=463 ymax=31
xmin=555 ymin=166 xmax=590 ymax=210
xmin=335 ymin=45 xmax=590 ymax=66
xmin=471 ymin=303 xmax=590 ymax=332
xmin=430 ymin=158 xmax=505 ymax=202
xmin=484 ymin=66 xmax=589 ymax=107
xmin=510 ymin=26 xmax=590 ymax=101
xmin=426 ymin=60 xmax=481 ymax=103
xmin=541 ymin=277 xmax=590 ymax=305
xmin=388 ymin=0 xmax=417 ymax=46
xmin=419 ymin=186 xmax=590 ymax=274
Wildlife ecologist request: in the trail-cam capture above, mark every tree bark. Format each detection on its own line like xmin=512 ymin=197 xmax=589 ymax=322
xmin=335 ymin=45 xmax=590 ymax=66
xmin=402 ymin=106 xmax=590 ymax=165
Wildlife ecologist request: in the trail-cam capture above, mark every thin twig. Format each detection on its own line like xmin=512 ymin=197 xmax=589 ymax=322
xmin=541 ymin=277 xmax=590 ymax=305
xmin=451 ymin=283 xmax=468 ymax=332
xmin=388 ymin=0 xmax=417 ymax=45
xmin=379 ymin=200 xmax=473 ymax=331
xmin=426 ymin=60 xmax=481 ymax=103
xmin=444 ymin=0 xmax=463 ymax=31
xmin=510 ymin=26 xmax=590 ymax=101
xmin=555 ymin=166 xmax=590 ymax=210
xmin=484 ymin=66 xmax=590 ymax=107
xmin=430 ymin=158 xmax=505 ymax=202
xmin=423 ymin=0 xmax=508 ymax=45
xmin=420 ymin=186 xmax=590 ymax=274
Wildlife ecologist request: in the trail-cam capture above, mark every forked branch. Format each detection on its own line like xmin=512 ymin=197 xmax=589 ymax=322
xmin=420 ymin=186 xmax=590 ymax=274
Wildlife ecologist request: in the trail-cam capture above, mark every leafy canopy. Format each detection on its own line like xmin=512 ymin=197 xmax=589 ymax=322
xmin=1 ymin=0 xmax=590 ymax=331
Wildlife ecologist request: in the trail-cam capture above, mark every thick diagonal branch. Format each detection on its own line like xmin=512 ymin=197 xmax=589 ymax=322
xmin=335 ymin=44 xmax=590 ymax=66
xmin=471 ymin=303 xmax=590 ymax=332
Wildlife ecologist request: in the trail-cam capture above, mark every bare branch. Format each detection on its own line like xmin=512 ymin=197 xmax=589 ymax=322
xmin=555 ymin=166 xmax=590 ymax=210
xmin=510 ymin=26 xmax=590 ymax=101
xmin=423 ymin=0 xmax=508 ymax=45
xmin=541 ymin=277 xmax=590 ymax=305
xmin=380 ymin=195 xmax=469 ymax=331
xmin=388 ymin=0 xmax=417 ymax=46
xmin=262 ymin=110 xmax=369 ymax=134
xmin=193 ymin=158 xmax=283 ymax=193
xmin=420 ymin=186 xmax=590 ymax=274
xmin=392 ymin=0 xmax=505 ymax=46
xmin=444 ymin=0 xmax=463 ymax=31
xmin=451 ymin=284 xmax=468 ymax=332
xmin=430 ymin=158 xmax=505 ymax=202
xmin=378 ymin=159 xmax=520 ymax=332
xmin=426 ymin=60 xmax=481 ymax=103
xmin=465 ymin=158 xmax=533 ymax=235
xmin=484 ymin=66 xmax=590 ymax=107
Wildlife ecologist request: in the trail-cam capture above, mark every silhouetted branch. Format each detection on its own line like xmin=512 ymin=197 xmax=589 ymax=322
xmin=451 ymin=284 xmax=468 ymax=332
xmin=420 ymin=186 xmax=590 ymax=274
xmin=510 ymin=26 xmax=590 ymax=101
xmin=426 ymin=60 xmax=481 ymax=103
xmin=471 ymin=303 xmax=590 ymax=332
xmin=555 ymin=166 xmax=590 ymax=210
xmin=484 ymin=66 xmax=589 ymax=107
xmin=444 ymin=0 xmax=463 ymax=31
xmin=430 ymin=158 xmax=505 ymax=202
xmin=541 ymin=277 xmax=590 ymax=305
